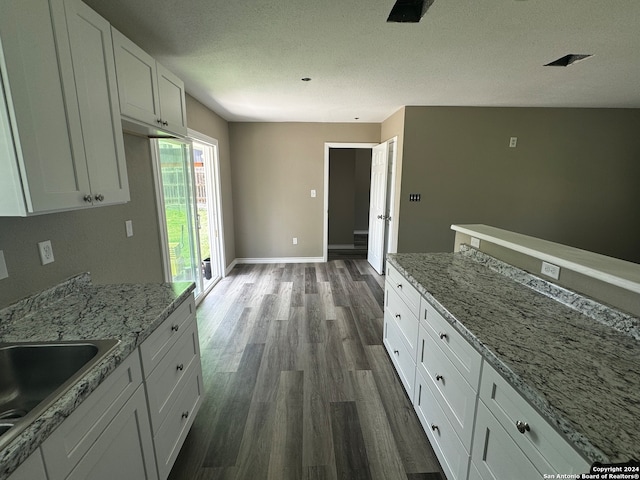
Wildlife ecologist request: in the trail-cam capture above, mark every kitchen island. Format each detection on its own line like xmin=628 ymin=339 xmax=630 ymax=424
xmin=386 ymin=245 xmax=640 ymax=475
xmin=0 ymin=273 xmax=196 ymax=479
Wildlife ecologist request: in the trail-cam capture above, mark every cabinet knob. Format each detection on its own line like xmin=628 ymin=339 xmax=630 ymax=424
xmin=83 ymin=194 xmax=93 ymax=203
xmin=435 ymin=374 xmax=444 ymax=382
xmin=393 ymin=350 xmax=399 ymax=355
xmin=396 ymin=284 xmax=403 ymax=289
xmin=177 ymin=363 xmax=184 ymax=371
xmin=181 ymin=411 xmax=189 ymax=419
xmin=157 ymin=119 xmax=163 ymax=125
xmin=94 ymin=194 xmax=104 ymax=202
xmin=439 ymin=332 xmax=448 ymax=340
xmin=431 ymin=424 xmax=439 ymax=432
xmin=162 ymin=120 xmax=169 ymax=126
xmin=515 ymin=420 xmax=530 ymax=434
xmin=395 ymin=314 xmax=401 ymax=319
xmin=171 ymin=324 xmax=180 ymax=332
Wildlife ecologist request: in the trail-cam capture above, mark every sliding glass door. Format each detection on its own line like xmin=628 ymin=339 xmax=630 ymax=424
xmin=152 ymin=134 xmax=225 ymax=301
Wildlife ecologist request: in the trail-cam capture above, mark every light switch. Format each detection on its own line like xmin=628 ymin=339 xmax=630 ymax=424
xmin=125 ymin=220 xmax=134 ymax=237
xmin=311 ymin=189 xmax=317 ymax=198
xmin=0 ymin=251 xmax=8 ymax=280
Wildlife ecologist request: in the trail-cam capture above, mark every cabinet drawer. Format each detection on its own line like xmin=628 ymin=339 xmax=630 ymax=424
xmin=417 ymin=326 xmax=478 ymax=450
xmin=146 ymin=320 xmax=200 ymax=432
xmin=383 ymin=318 xmax=416 ymax=401
xmin=139 ymin=295 xmax=195 ymax=376
xmin=421 ymin=298 xmax=482 ymax=389
xmin=386 ymin=264 xmax=421 ymax=316
xmin=385 ymin=286 xmax=419 ymax=361
xmin=154 ymin=365 xmax=203 ymax=480
xmin=414 ymin=370 xmax=470 ymax=480
xmin=471 ymin=399 xmax=542 ymax=480
xmin=42 ymin=353 xmax=143 ymax=480
xmin=479 ymin=363 xmax=590 ymax=475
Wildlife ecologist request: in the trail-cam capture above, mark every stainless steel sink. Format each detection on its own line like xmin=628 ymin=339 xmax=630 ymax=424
xmin=0 ymin=339 xmax=119 ymax=449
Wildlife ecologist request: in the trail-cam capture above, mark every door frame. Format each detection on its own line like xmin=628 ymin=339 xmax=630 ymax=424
xmin=323 ymin=142 xmax=378 ymax=262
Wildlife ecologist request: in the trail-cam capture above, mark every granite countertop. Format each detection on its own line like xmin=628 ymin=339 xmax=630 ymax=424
xmin=387 ymin=248 xmax=640 ymax=465
xmin=0 ymin=273 xmax=195 ymax=479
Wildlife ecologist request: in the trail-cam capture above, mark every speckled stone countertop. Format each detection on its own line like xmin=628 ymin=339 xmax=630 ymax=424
xmin=0 ymin=273 xmax=194 ymax=479
xmin=387 ymin=248 xmax=640 ymax=465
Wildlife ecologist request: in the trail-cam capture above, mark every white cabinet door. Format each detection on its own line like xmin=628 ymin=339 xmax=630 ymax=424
xmin=66 ymin=385 xmax=158 ymax=480
xmin=52 ymin=0 xmax=129 ymax=206
xmin=112 ymin=28 xmax=161 ymax=127
xmin=112 ymin=29 xmax=187 ymax=137
xmin=157 ymin=63 xmax=187 ymax=136
xmin=7 ymin=448 xmax=47 ymax=480
xmin=0 ymin=0 xmax=89 ymax=215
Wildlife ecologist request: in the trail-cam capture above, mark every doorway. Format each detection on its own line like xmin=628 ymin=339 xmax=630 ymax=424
xmin=152 ymin=131 xmax=225 ymax=303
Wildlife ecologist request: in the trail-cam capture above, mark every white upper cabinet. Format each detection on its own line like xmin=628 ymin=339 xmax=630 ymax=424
xmin=112 ymin=28 xmax=187 ymax=137
xmin=0 ymin=0 xmax=129 ymax=216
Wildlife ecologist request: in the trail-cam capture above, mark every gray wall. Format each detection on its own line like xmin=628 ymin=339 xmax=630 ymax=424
xmin=0 ymin=134 xmax=164 ymax=308
xmin=397 ymin=107 xmax=640 ymax=263
xmin=229 ymin=122 xmax=380 ymax=259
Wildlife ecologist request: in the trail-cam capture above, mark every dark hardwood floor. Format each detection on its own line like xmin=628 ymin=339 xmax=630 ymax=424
xmin=168 ymin=260 xmax=445 ymax=480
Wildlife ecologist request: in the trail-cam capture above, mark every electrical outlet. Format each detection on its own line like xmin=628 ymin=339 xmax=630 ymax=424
xmin=125 ymin=220 xmax=134 ymax=237
xmin=541 ymin=261 xmax=560 ymax=280
xmin=470 ymin=237 xmax=480 ymax=248
xmin=409 ymin=193 xmax=421 ymax=202
xmin=0 ymin=251 xmax=8 ymax=280
xmin=38 ymin=240 xmax=55 ymax=265
xmin=293 ymin=237 xmax=298 ymax=245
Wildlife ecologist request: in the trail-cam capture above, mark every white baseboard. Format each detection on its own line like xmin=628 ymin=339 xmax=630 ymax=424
xmin=233 ymin=257 xmax=325 ymax=265
xmin=225 ymin=259 xmax=239 ymax=275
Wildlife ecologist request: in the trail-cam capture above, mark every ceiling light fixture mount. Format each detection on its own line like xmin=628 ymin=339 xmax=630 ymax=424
xmin=301 ymin=77 xmax=312 ymax=82
xmin=387 ymin=0 xmax=435 ymax=23
xmin=544 ymin=54 xmax=593 ymax=67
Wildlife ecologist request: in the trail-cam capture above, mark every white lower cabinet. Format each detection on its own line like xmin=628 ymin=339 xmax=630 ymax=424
xmin=7 ymin=448 xmax=47 ymax=480
xmin=139 ymin=293 xmax=203 ymax=480
xmin=41 ymin=352 xmax=157 ymax=480
xmin=383 ymin=262 xmax=592 ymax=480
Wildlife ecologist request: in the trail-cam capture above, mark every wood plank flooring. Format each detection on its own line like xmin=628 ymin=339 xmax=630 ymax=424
xmin=168 ymin=260 xmax=445 ymax=480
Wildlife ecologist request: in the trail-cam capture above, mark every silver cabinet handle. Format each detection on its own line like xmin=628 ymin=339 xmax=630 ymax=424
xmin=157 ymin=118 xmax=163 ymax=124
xmin=395 ymin=314 xmax=401 ymax=319
xmin=396 ymin=284 xmax=403 ymax=289
xmin=162 ymin=120 xmax=168 ymax=126
xmin=439 ymin=332 xmax=447 ymax=340
xmin=176 ymin=363 xmax=184 ymax=371
xmin=393 ymin=350 xmax=399 ymax=355
xmin=182 ymin=411 xmax=189 ymax=419
xmin=171 ymin=324 xmax=180 ymax=332
xmin=435 ymin=374 xmax=444 ymax=382
xmin=516 ymin=420 xmax=530 ymax=434
xmin=94 ymin=194 xmax=104 ymax=202
xmin=431 ymin=424 xmax=439 ymax=432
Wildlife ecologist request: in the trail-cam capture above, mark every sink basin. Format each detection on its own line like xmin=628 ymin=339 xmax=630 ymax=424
xmin=0 ymin=339 xmax=119 ymax=449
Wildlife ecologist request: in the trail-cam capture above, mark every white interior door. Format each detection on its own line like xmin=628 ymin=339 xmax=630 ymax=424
xmin=367 ymin=141 xmax=389 ymax=274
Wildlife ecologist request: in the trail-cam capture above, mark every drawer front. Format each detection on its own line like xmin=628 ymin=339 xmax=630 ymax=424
xmin=385 ymin=286 xmax=419 ymax=360
xmin=421 ymin=298 xmax=482 ymax=388
xmin=386 ymin=264 xmax=421 ymax=316
xmin=154 ymin=365 xmax=203 ymax=480
xmin=414 ymin=370 xmax=470 ymax=480
xmin=417 ymin=325 xmax=477 ymax=450
xmin=140 ymin=294 xmax=195 ymax=376
xmin=383 ymin=317 xmax=416 ymax=402
xmin=42 ymin=353 xmax=143 ymax=480
xmin=472 ymin=399 xmax=542 ymax=480
xmin=146 ymin=319 xmax=200 ymax=432
xmin=479 ymin=363 xmax=590 ymax=475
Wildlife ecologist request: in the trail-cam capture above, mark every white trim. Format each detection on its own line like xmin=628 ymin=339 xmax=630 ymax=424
xmin=451 ymin=224 xmax=640 ymax=294
xmin=225 ymin=258 xmax=239 ymax=274
xmin=150 ymin=139 xmax=173 ymax=283
xmin=235 ymin=257 xmax=325 ymax=264
xmin=324 ymin=142 xmax=378 ymax=262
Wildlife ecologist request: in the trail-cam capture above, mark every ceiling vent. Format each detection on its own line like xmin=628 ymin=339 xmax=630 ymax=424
xmin=544 ymin=54 xmax=593 ymax=67
xmin=387 ymin=0 xmax=435 ymax=23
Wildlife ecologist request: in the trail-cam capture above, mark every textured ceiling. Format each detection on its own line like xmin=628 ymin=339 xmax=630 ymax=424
xmin=84 ymin=0 xmax=640 ymax=123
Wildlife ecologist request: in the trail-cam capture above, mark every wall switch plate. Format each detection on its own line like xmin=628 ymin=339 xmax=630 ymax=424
xmin=293 ymin=237 xmax=298 ymax=245
xmin=509 ymin=137 xmax=518 ymax=148
xmin=38 ymin=240 xmax=55 ymax=265
xmin=0 ymin=251 xmax=8 ymax=280
xmin=470 ymin=237 xmax=481 ymax=248
xmin=125 ymin=220 xmax=134 ymax=237
xmin=541 ymin=261 xmax=560 ymax=279
xmin=311 ymin=189 xmax=316 ymax=198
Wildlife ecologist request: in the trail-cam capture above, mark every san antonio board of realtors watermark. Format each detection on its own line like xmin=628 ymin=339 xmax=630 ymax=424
xmin=543 ymin=461 xmax=640 ymax=480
